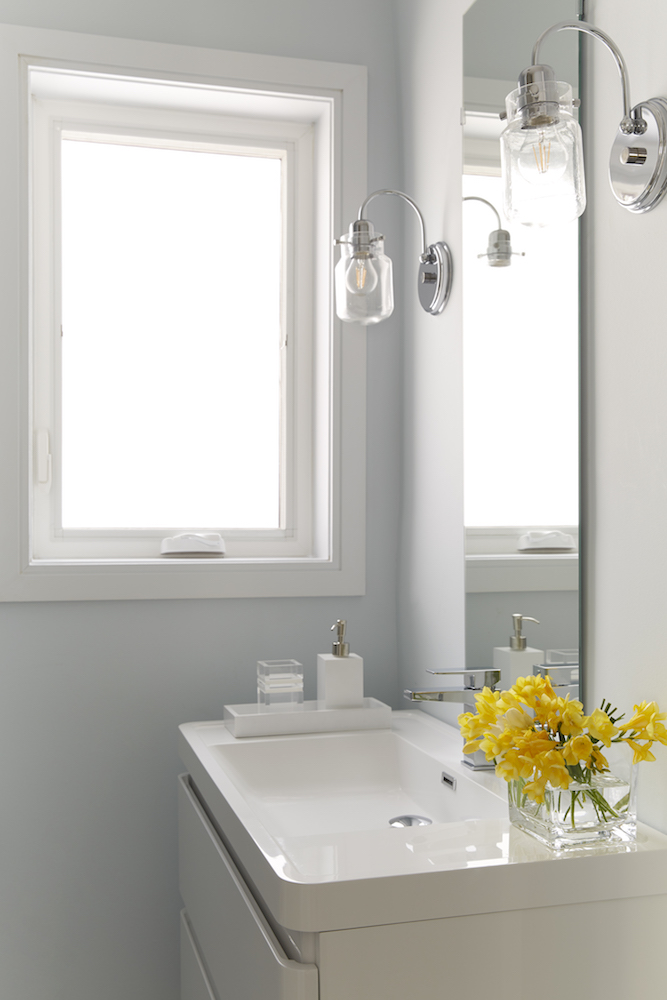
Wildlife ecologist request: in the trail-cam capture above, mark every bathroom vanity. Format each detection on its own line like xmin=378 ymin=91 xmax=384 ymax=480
xmin=178 ymin=711 xmax=667 ymax=999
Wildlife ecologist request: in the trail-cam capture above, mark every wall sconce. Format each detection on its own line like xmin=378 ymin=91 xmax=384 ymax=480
xmin=501 ymin=20 xmax=667 ymax=226
xmin=334 ymin=189 xmax=453 ymax=325
xmin=463 ymin=196 xmax=524 ymax=266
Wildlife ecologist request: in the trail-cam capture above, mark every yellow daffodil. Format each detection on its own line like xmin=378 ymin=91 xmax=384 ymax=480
xmin=551 ymin=696 xmax=586 ymax=737
xmin=537 ymin=749 xmax=571 ymax=790
xmin=479 ymin=726 xmax=516 ymax=761
xmin=585 ymin=708 xmax=618 ymax=747
xmin=457 ymin=710 xmax=486 ymax=743
xmin=562 ymin=733 xmax=593 ymax=766
xmin=472 ymin=686 xmax=503 ymax=724
xmin=512 ymin=675 xmax=556 ymax=711
xmin=457 ymin=683 xmax=664 ymax=792
xmin=522 ymin=773 xmax=549 ymax=803
xmin=626 ymin=739 xmax=656 ymax=764
xmin=501 ymin=706 xmax=534 ymax=732
xmin=618 ymin=701 xmax=667 ymax=743
xmin=514 ymin=730 xmax=553 ymax=755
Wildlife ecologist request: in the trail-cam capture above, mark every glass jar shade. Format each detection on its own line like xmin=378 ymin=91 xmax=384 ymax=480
xmin=501 ymin=82 xmax=586 ymax=227
xmin=335 ymin=238 xmax=394 ymax=325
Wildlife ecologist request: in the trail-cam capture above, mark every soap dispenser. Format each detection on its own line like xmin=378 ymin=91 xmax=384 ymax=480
xmin=317 ymin=620 xmax=364 ymax=709
xmin=493 ymin=614 xmax=544 ymax=689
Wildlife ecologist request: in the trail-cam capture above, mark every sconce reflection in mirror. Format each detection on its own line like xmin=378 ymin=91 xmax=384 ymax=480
xmin=334 ymin=189 xmax=453 ymax=325
xmin=501 ymin=20 xmax=667 ymax=226
xmin=463 ymin=196 xmax=525 ymax=267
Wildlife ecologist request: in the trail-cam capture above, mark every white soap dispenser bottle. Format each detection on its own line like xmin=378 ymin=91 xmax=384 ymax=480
xmin=317 ymin=619 xmax=364 ymax=709
xmin=493 ymin=614 xmax=545 ymax=690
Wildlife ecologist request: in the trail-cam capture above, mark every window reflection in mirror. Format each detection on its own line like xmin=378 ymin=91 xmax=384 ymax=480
xmin=463 ymin=0 xmax=581 ymax=681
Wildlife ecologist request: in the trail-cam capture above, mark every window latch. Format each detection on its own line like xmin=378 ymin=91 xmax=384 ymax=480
xmin=35 ymin=429 xmax=52 ymax=492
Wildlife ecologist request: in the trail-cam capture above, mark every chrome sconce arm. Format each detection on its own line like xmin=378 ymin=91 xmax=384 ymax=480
xmin=501 ymin=20 xmax=667 ymax=223
xmin=531 ymin=20 xmax=642 ymax=135
xmin=462 ymin=196 xmax=524 ymax=267
xmin=334 ymin=189 xmax=453 ymax=326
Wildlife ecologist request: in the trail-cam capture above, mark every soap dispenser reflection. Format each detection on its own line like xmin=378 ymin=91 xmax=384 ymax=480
xmin=317 ymin=620 xmax=364 ymax=709
xmin=493 ymin=614 xmax=544 ymax=689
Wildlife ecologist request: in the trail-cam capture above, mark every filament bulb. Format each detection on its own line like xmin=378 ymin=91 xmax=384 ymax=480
xmin=533 ymin=134 xmax=551 ymax=173
xmin=517 ymin=127 xmax=568 ymax=183
xmin=345 ymin=254 xmax=378 ymax=295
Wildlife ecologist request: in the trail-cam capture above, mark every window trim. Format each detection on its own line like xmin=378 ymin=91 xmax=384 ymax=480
xmin=0 ymin=23 xmax=367 ymax=600
xmin=465 ymin=526 xmax=579 ymax=593
xmin=33 ymin=101 xmax=307 ymax=558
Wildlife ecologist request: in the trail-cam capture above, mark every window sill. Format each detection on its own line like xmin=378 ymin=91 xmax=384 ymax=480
xmin=1 ymin=555 xmax=365 ymax=601
xmin=466 ymin=553 xmax=578 ymax=594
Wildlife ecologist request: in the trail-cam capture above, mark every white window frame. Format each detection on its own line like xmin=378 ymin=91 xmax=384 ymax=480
xmin=465 ymin=526 xmax=579 ymax=594
xmin=0 ymin=23 xmax=367 ymax=601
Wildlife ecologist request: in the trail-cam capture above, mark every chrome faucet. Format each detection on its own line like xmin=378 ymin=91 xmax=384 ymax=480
xmin=404 ymin=668 xmax=501 ymax=770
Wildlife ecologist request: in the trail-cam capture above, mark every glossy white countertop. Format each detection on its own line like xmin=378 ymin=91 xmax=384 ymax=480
xmin=179 ymin=709 xmax=667 ymax=932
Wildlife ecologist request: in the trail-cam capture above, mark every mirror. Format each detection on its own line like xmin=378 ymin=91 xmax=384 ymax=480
xmin=462 ymin=0 xmax=581 ymax=695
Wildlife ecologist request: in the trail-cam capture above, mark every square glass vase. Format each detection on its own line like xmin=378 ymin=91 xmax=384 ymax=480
xmin=508 ymin=745 xmax=638 ymax=851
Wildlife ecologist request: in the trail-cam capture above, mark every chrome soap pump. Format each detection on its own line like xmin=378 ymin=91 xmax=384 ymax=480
xmin=317 ymin=619 xmax=365 ymax=709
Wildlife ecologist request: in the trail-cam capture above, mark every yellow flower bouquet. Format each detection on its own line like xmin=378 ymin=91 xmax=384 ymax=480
xmin=458 ymin=675 xmax=667 ymax=849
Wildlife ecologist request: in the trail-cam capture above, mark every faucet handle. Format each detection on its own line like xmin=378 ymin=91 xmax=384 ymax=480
xmin=426 ymin=668 xmax=501 ymax=688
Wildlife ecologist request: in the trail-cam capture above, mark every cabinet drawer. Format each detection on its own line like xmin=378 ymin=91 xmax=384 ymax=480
xmin=178 ymin=774 xmax=318 ymax=1000
xmin=180 ymin=909 xmax=218 ymax=1000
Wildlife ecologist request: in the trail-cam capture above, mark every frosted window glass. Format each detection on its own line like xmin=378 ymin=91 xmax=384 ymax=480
xmin=61 ymin=138 xmax=282 ymax=529
xmin=463 ymin=173 xmax=578 ymax=527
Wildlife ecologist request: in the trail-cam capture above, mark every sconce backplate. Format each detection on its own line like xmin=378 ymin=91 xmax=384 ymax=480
xmin=609 ymin=98 xmax=667 ymax=213
xmin=417 ymin=241 xmax=453 ymax=315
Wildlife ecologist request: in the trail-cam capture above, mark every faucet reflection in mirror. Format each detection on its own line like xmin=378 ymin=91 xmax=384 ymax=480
xmin=501 ymin=20 xmax=667 ymax=225
xmin=334 ymin=189 xmax=453 ymax=325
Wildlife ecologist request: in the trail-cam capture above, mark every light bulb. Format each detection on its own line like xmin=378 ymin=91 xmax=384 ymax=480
xmin=345 ymin=254 xmax=379 ymax=295
xmin=335 ymin=219 xmax=394 ymax=324
xmin=517 ymin=126 xmax=569 ymax=184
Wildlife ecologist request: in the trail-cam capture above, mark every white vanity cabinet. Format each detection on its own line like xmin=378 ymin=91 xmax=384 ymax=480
xmin=178 ymin=774 xmax=318 ymax=1000
xmin=178 ymin=715 xmax=667 ymax=1000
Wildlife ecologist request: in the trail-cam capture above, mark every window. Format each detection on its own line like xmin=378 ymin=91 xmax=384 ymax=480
xmin=0 ymin=25 xmax=367 ymax=600
xmin=462 ymin=110 xmax=578 ymax=594
xmin=59 ymin=135 xmax=284 ymax=533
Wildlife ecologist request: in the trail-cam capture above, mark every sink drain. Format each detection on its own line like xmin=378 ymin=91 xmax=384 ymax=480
xmin=388 ymin=814 xmax=432 ymax=828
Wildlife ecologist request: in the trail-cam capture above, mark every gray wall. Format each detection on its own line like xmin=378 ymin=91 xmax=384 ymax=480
xmin=0 ymin=2 xmax=404 ymax=998
xmin=466 ymin=591 xmax=579 ymax=667
xmin=464 ymin=0 xmax=580 ymax=83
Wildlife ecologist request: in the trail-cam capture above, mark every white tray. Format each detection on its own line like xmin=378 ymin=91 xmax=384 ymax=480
xmin=223 ymin=697 xmax=392 ymax=737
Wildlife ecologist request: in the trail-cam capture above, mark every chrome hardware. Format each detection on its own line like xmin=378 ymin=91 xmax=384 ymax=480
xmin=389 ymin=815 xmax=432 ymax=828
xmin=357 ymin=190 xmax=453 ymax=315
xmin=528 ymin=20 xmax=667 ymax=212
xmin=510 ymin=614 xmax=539 ymax=651
xmin=441 ymin=771 xmax=457 ymax=791
xmin=621 ymin=146 xmax=648 ymax=165
xmin=425 ymin=667 xmax=501 ymax=686
xmin=330 ymin=619 xmax=349 ymax=658
xmin=609 ymin=98 xmax=667 ymax=212
xmin=417 ymin=240 xmax=452 ymax=315
xmin=534 ymin=662 xmax=579 ymax=701
xmin=404 ymin=668 xmax=500 ymax=770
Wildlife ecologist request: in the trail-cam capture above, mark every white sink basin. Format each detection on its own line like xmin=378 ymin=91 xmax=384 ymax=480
xmin=179 ymin=709 xmax=667 ymax=933
xmin=210 ymin=727 xmax=504 ymax=838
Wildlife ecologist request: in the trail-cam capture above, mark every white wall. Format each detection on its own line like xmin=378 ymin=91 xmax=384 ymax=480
xmin=583 ymin=0 xmax=667 ymax=834
xmin=395 ymin=0 xmax=667 ymax=837
xmin=394 ymin=0 xmax=468 ymax=727
xmin=0 ymin=2 xmax=404 ymax=998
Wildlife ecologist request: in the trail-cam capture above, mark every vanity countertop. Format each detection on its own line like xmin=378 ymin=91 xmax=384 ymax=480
xmin=179 ymin=710 xmax=667 ymax=932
